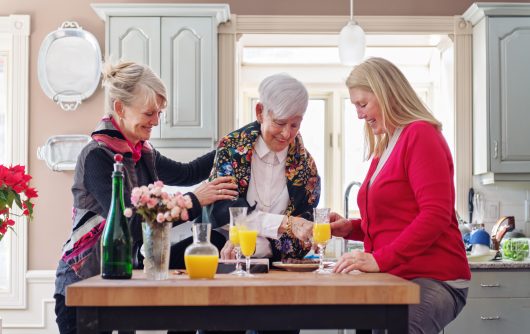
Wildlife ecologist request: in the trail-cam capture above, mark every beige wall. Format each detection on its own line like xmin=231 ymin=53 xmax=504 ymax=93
xmin=0 ymin=0 xmax=527 ymax=270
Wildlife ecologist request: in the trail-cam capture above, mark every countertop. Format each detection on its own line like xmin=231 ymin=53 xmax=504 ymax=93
xmin=468 ymin=259 xmax=530 ymax=270
xmin=66 ymin=270 xmax=419 ymax=306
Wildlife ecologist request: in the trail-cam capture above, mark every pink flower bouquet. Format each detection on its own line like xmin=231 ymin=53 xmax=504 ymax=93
xmin=125 ymin=180 xmax=193 ymax=224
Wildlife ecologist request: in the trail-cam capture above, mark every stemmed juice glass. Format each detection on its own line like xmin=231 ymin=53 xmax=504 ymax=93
xmin=228 ymin=207 xmax=247 ymax=276
xmin=238 ymin=218 xmax=258 ymax=277
xmin=313 ymin=207 xmax=331 ymax=274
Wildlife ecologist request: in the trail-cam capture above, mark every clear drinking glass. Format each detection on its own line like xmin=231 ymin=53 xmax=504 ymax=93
xmin=228 ymin=207 xmax=247 ymax=276
xmin=238 ymin=218 xmax=258 ymax=277
xmin=313 ymin=207 xmax=331 ymax=274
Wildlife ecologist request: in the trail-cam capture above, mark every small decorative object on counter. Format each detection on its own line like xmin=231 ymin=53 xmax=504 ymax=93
xmin=184 ymin=213 xmax=219 ymax=279
xmin=501 ymin=238 xmax=530 ymax=261
xmin=101 ymin=154 xmax=132 ymax=279
xmin=469 ymin=229 xmax=491 ymax=256
xmin=126 ymin=180 xmax=193 ymax=280
xmin=491 ymin=216 xmax=515 ymax=251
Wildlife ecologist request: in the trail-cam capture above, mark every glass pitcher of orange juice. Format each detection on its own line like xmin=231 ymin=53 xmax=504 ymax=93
xmin=184 ymin=223 xmax=219 ymax=279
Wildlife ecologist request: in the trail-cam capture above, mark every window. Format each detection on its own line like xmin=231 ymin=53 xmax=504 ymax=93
xmin=0 ymin=15 xmax=30 ymax=308
xmin=0 ymin=53 xmax=8 ymax=290
xmin=238 ymin=34 xmax=455 ymax=215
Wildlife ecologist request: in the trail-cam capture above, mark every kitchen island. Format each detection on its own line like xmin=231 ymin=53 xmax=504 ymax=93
xmin=66 ymin=270 xmax=419 ymax=333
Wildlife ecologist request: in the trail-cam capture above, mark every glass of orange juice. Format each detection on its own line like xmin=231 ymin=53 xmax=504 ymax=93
xmin=228 ymin=207 xmax=247 ymax=276
xmin=238 ymin=218 xmax=258 ymax=277
xmin=313 ymin=207 xmax=331 ymax=274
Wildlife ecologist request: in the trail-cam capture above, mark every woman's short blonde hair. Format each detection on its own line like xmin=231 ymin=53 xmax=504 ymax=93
xmin=345 ymin=57 xmax=441 ymax=158
xmin=101 ymin=60 xmax=167 ymax=117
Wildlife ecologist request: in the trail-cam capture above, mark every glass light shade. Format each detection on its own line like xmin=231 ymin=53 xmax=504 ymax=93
xmin=338 ymin=21 xmax=366 ymax=66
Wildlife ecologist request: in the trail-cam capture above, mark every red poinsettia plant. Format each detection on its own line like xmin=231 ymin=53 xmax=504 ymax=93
xmin=0 ymin=165 xmax=38 ymax=241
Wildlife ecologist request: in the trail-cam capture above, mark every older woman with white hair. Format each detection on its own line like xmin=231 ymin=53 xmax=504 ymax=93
xmin=209 ymin=73 xmax=321 ymax=262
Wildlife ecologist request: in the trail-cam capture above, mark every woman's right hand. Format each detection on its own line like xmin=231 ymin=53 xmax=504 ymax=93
xmin=220 ymin=240 xmax=236 ymax=260
xmin=193 ymin=176 xmax=239 ymax=206
xmin=291 ymin=217 xmax=314 ymax=243
xmin=329 ymin=212 xmax=354 ymax=237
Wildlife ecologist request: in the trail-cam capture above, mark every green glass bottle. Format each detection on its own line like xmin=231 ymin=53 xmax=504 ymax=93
xmin=101 ymin=153 xmax=132 ymax=279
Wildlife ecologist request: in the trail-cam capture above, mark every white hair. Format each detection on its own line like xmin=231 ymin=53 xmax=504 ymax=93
xmin=258 ymin=73 xmax=308 ymax=119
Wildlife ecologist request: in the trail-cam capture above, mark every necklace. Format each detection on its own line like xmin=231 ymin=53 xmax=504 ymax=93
xmin=250 ymin=157 xmax=286 ymax=209
xmin=253 ymin=151 xmax=280 ymax=167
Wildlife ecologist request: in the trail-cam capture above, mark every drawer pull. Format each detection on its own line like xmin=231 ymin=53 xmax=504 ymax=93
xmin=479 ymin=282 xmax=500 ymax=287
xmin=480 ymin=316 xmax=500 ymax=321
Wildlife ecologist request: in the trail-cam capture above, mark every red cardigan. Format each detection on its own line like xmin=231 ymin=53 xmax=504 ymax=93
xmin=346 ymin=121 xmax=471 ymax=281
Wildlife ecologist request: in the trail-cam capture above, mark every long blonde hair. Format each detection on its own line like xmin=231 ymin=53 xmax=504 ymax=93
xmin=345 ymin=57 xmax=441 ymax=158
xmin=101 ymin=60 xmax=167 ymax=117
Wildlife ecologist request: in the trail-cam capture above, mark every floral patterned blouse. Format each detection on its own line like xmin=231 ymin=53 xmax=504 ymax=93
xmin=208 ymin=121 xmax=321 ymax=260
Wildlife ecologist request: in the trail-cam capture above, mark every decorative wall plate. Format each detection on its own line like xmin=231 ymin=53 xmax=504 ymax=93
xmin=37 ymin=135 xmax=91 ymax=171
xmin=37 ymin=21 xmax=102 ymax=111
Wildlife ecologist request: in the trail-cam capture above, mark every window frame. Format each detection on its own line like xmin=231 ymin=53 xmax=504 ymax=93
xmin=220 ymin=14 xmax=473 ymax=218
xmin=0 ymin=15 xmax=30 ymax=308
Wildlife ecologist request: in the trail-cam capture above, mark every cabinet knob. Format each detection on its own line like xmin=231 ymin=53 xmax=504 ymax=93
xmin=480 ymin=315 xmax=501 ymax=321
xmin=479 ymin=282 xmax=500 ymax=287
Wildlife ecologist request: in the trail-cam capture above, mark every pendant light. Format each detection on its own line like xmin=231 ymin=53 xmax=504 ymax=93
xmin=338 ymin=0 xmax=366 ymax=66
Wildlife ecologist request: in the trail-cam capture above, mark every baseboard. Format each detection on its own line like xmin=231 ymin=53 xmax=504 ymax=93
xmin=1 ymin=270 xmax=57 ymax=334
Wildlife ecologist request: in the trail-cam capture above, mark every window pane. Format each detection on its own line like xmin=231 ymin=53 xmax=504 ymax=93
xmin=343 ymin=99 xmax=371 ymax=217
xmin=299 ymin=99 xmax=326 ymax=207
xmin=0 ymin=53 xmax=8 ymax=290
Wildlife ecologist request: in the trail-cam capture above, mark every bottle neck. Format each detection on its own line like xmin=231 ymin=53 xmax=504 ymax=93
xmin=192 ymin=223 xmax=211 ymax=243
xmin=111 ymin=171 xmax=125 ymax=212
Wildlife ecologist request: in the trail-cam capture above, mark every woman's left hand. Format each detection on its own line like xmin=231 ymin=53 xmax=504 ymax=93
xmin=333 ymin=250 xmax=380 ymax=274
xmin=193 ymin=176 xmax=239 ymax=206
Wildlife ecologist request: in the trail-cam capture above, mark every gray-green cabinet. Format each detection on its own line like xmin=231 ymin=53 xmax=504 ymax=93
xmin=445 ymin=270 xmax=530 ymax=333
xmin=92 ymin=4 xmax=230 ymax=148
xmin=463 ymin=3 xmax=530 ymax=184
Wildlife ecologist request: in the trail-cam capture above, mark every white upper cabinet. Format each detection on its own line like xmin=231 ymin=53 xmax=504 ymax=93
xmin=92 ymin=4 xmax=230 ymax=148
xmin=464 ymin=3 xmax=530 ymax=184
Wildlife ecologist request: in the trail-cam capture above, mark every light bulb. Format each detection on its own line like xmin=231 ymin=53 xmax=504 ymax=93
xmin=338 ymin=21 xmax=366 ymax=66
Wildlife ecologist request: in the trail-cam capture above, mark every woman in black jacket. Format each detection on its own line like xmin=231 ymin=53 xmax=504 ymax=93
xmin=54 ymin=60 xmax=238 ymax=334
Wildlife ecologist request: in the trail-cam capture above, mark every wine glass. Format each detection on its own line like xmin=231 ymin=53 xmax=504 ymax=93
xmin=228 ymin=207 xmax=247 ymax=276
xmin=238 ymin=218 xmax=258 ymax=277
xmin=313 ymin=207 xmax=331 ymax=274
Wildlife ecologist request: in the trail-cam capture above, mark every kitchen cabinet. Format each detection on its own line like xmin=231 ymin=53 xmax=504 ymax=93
xmin=445 ymin=270 xmax=530 ymax=333
xmin=463 ymin=3 xmax=530 ymax=184
xmin=92 ymin=4 xmax=230 ymax=148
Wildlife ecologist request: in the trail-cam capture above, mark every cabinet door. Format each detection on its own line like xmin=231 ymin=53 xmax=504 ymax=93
xmin=488 ymin=17 xmax=530 ymax=172
xmin=160 ymin=17 xmax=216 ymax=148
xmin=445 ymin=298 xmax=530 ymax=334
xmin=108 ymin=17 xmax=162 ymax=138
xmin=108 ymin=17 xmax=161 ymax=74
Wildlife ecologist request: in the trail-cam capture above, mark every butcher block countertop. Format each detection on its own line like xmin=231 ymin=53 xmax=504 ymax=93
xmin=66 ymin=270 xmax=419 ymax=307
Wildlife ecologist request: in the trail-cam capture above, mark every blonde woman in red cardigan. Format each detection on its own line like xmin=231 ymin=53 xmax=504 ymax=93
xmin=330 ymin=57 xmax=470 ymax=334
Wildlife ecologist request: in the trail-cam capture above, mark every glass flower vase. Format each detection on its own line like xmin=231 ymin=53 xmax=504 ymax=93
xmin=184 ymin=223 xmax=219 ymax=279
xmin=141 ymin=221 xmax=171 ymax=280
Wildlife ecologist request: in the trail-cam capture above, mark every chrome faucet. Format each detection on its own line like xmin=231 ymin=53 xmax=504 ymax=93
xmin=344 ymin=181 xmax=361 ymax=218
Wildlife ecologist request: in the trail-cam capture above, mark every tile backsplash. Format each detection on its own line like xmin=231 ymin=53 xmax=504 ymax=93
xmin=472 ymin=178 xmax=530 ymax=235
